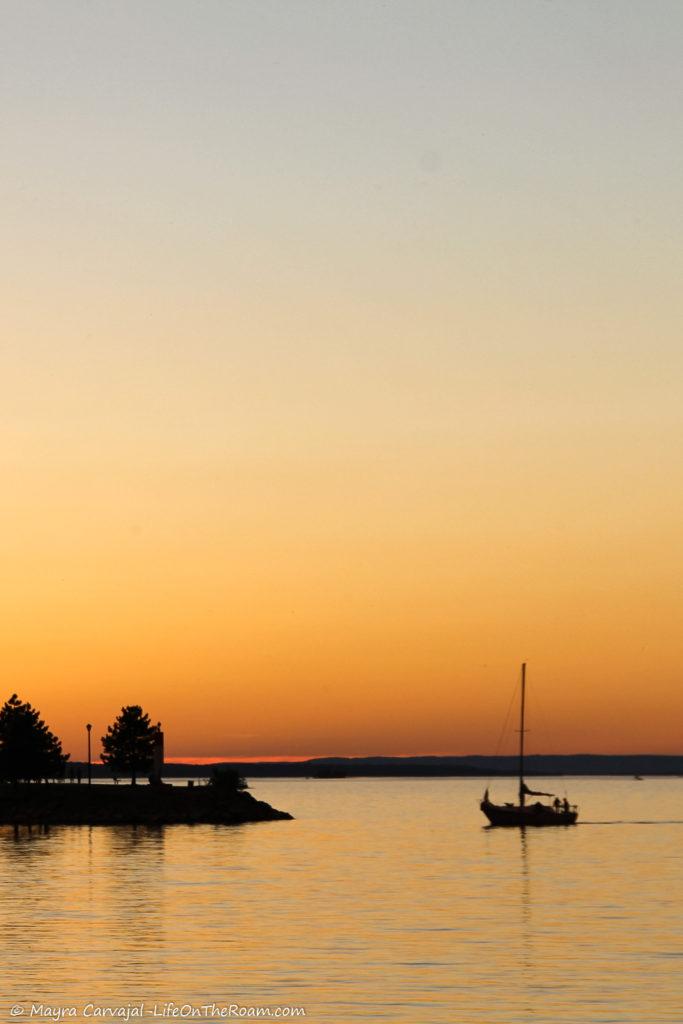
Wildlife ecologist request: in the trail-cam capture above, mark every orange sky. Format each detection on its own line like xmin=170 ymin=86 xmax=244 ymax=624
xmin=3 ymin=4 xmax=682 ymax=761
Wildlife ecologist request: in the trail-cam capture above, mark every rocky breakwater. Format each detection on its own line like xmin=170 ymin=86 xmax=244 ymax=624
xmin=0 ymin=782 xmax=292 ymax=826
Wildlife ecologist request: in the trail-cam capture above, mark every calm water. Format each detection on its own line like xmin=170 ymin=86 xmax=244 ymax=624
xmin=1 ymin=776 xmax=682 ymax=1023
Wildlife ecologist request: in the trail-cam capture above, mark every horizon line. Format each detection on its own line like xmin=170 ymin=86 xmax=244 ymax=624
xmin=156 ymin=752 xmax=683 ymax=765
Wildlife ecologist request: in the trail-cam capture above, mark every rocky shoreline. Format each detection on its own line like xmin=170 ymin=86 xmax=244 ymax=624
xmin=0 ymin=783 xmax=292 ymax=826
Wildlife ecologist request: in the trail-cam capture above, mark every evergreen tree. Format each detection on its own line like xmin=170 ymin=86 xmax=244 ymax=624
xmin=101 ymin=705 xmax=160 ymax=785
xmin=0 ymin=694 xmax=69 ymax=783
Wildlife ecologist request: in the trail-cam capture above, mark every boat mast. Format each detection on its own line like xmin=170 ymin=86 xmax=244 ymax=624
xmin=518 ymin=662 xmax=526 ymax=807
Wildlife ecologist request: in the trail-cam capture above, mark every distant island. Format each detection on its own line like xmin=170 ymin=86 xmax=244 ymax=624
xmin=69 ymin=754 xmax=683 ymax=779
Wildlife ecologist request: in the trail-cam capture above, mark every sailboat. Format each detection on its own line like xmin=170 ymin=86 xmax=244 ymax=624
xmin=480 ymin=663 xmax=578 ymax=827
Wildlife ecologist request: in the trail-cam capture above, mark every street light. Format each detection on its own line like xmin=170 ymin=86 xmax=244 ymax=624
xmin=86 ymin=723 xmax=92 ymax=785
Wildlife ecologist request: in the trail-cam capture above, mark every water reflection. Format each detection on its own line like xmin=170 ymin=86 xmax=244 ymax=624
xmin=518 ymin=829 xmax=537 ymax=1021
xmin=0 ymin=779 xmax=682 ymax=1023
xmin=102 ymin=827 xmax=168 ymax=974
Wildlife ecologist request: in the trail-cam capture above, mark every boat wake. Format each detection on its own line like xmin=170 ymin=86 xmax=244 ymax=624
xmin=577 ymin=819 xmax=683 ymax=826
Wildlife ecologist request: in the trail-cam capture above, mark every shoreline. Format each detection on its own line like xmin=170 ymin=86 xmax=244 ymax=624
xmin=65 ymin=752 xmax=683 ymax=780
xmin=0 ymin=782 xmax=293 ymax=826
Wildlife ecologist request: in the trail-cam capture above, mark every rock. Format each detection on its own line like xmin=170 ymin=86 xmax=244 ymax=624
xmin=0 ymin=783 xmax=293 ymax=826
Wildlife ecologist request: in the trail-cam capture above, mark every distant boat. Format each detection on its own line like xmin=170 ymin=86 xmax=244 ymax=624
xmin=480 ymin=663 xmax=578 ymax=827
xmin=634 ymin=775 xmax=643 ymax=780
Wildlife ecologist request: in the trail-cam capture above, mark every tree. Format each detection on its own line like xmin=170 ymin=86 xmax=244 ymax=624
xmin=209 ymin=766 xmax=247 ymax=792
xmin=100 ymin=705 xmax=160 ymax=785
xmin=0 ymin=694 xmax=69 ymax=783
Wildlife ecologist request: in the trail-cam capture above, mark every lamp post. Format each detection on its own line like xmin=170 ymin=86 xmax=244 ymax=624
xmin=86 ymin=723 xmax=92 ymax=785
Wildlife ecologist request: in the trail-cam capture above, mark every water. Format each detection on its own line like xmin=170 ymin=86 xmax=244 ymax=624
xmin=1 ymin=776 xmax=682 ymax=1023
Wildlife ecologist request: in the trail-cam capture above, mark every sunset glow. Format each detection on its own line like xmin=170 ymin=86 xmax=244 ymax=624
xmin=3 ymin=2 xmax=682 ymax=762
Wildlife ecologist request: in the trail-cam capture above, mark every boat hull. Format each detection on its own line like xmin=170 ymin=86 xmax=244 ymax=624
xmin=481 ymin=799 xmax=578 ymax=828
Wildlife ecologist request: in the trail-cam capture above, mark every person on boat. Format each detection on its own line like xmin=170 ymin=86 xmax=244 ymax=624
xmin=553 ymin=797 xmax=561 ymax=811
xmin=562 ymin=797 xmax=570 ymax=813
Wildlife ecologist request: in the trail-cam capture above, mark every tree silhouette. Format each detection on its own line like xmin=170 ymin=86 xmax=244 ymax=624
xmin=101 ymin=706 xmax=160 ymax=785
xmin=0 ymin=694 xmax=69 ymax=783
xmin=209 ymin=766 xmax=247 ymax=792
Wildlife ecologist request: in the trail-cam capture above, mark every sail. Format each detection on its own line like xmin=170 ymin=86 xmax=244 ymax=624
xmin=521 ymin=782 xmax=554 ymax=798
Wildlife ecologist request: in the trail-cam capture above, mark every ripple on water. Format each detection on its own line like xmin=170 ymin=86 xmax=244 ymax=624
xmin=0 ymin=777 xmax=682 ymax=1022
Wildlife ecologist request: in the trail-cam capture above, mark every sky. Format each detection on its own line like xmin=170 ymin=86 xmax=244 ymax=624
xmin=2 ymin=1 xmax=683 ymax=761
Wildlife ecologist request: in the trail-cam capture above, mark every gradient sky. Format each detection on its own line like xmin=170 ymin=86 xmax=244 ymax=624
xmin=3 ymin=1 xmax=683 ymax=761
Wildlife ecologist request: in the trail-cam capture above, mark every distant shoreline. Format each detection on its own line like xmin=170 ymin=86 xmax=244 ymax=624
xmin=67 ymin=754 xmax=683 ymax=780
